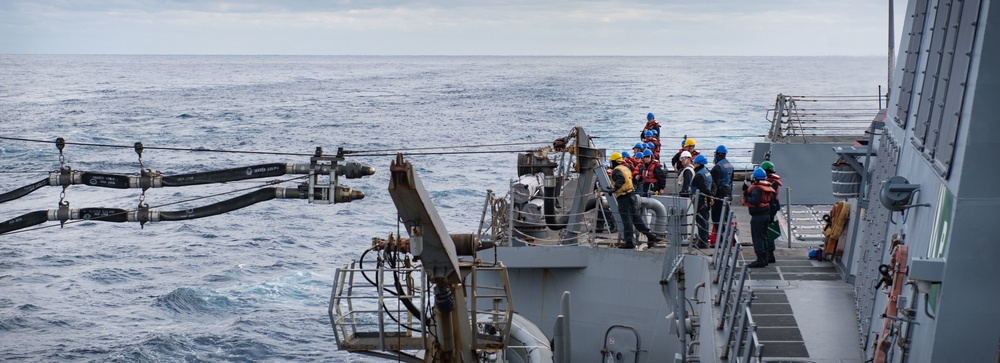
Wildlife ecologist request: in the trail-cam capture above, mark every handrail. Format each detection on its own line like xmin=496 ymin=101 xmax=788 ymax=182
xmin=767 ymin=93 xmax=885 ymax=142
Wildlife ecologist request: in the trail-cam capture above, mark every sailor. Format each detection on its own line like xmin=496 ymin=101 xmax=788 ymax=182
xmin=677 ymin=151 xmax=695 ymax=197
xmin=710 ymin=145 xmax=734 ymax=237
xmin=691 ymin=154 xmax=713 ymax=248
xmin=608 ymin=152 xmax=661 ymax=249
xmin=620 ymin=151 xmax=634 ymax=173
xmin=640 ymin=112 xmax=660 ymax=140
xmin=643 ymin=131 xmax=662 ymax=160
xmin=742 ymin=168 xmax=776 ymax=268
xmin=631 ymin=143 xmax=644 ymax=160
xmin=671 ymin=139 xmax=700 ymax=173
xmin=638 ymin=150 xmax=666 ymax=197
xmin=760 ymin=160 xmax=782 ymax=263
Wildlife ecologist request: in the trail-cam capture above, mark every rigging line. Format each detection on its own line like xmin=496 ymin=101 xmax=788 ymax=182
xmin=0 ymin=175 xmax=309 ymax=236
xmin=345 ymin=149 xmax=536 ymax=157
xmin=592 ymin=135 xmax=767 ymax=140
xmin=357 ymin=141 xmax=550 ymax=153
xmin=0 ymin=136 xmax=315 ymax=157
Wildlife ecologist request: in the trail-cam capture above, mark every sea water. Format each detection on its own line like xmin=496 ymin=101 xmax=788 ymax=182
xmin=0 ymin=55 xmax=883 ymax=362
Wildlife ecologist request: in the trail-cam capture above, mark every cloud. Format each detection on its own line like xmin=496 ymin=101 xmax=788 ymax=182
xmin=0 ymin=0 xmax=898 ymax=55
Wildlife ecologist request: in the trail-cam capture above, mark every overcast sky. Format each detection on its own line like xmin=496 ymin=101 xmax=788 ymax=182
xmin=0 ymin=0 xmax=907 ymax=56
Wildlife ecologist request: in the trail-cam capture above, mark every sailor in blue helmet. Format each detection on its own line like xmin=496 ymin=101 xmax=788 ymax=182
xmin=607 ymin=152 xmax=661 ymax=249
xmin=742 ymin=168 xmax=776 ymax=268
xmin=641 ymin=113 xmax=660 ymax=140
xmin=637 ymin=150 xmax=666 ymax=197
xmin=710 ymin=145 xmax=734 ymax=240
xmin=691 ymin=154 xmax=713 ymax=248
xmin=643 ymin=131 xmax=661 ymax=160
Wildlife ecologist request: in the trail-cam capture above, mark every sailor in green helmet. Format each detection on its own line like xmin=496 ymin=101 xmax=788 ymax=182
xmin=760 ymin=161 xmax=783 ymax=263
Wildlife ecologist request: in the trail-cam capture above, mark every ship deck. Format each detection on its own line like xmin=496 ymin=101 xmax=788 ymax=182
xmin=724 ymin=200 xmax=864 ymax=363
xmin=585 ymin=176 xmax=865 ymax=362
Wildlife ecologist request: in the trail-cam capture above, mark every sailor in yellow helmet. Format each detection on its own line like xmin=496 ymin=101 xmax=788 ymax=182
xmin=609 ymin=152 xmax=661 ymax=249
xmin=671 ymin=138 xmax=701 ymax=173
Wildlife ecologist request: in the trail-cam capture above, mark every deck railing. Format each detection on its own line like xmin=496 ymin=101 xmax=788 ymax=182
xmin=328 ymin=261 xmax=515 ymax=357
xmin=767 ymin=93 xmax=885 ymax=142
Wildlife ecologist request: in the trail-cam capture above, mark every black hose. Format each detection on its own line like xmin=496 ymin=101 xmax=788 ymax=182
xmin=79 ymin=172 xmax=131 ymax=189
xmin=359 ymin=248 xmax=427 ymax=326
xmin=0 ymin=178 xmax=50 ymax=204
xmin=0 ymin=210 xmax=49 ymax=235
xmin=78 ymin=208 xmax=129 ymax=223
xmin=161 ymin=163 xmax=287 ymax=186
xmin=159 ymin=188 xmax=275 ymax=221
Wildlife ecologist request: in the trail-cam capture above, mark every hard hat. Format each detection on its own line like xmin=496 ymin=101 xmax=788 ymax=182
xmin=752 ymin=167 xmax=767 ymax=180
xmin=761 ymin=161 xmax=775 ymax=172
xmin=621 ymin=151 xmax=630 ymax=159
xmin=716 ymin=145 xmax=728 ymax=154
xmin=647 ymin=112 xmax=655 ymax=120
xmin=633 ymin=143 xmax=644 ymax=150
xmin=610 ymin=152 xmax=623 ymax=162
xmin=684 ymin=139 xmax=696 ymax=147
xmin=642 ymin=150 xmax=652 ymax=158
xmin=680 ymin=151 xmax=692 ymax=159
xmin=645 ymin=130 xmax=654 ymax=138
xmin=651 ymin=129 xmax=658 ymax=136
xmin=693 ymin=155 xmax=708 ymax=165
xmin=645 ymin=142 xmax=655 ymax=149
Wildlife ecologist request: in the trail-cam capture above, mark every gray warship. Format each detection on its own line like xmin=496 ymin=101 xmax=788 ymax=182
xmin=326 ymin=0 xmax=1000 ymax=362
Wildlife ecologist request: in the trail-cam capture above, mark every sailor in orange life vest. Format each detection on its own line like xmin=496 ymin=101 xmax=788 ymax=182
xmin=760 ymin=161 xmax=782 ymax=263
xmin=608 ymin=152 xmax=661 ymax=249
xmin=640 ymin=112 xmax=660 ymax=140
xmin=637 ymin=150 xmax=666 ymax=197
xmin=743 ymin=168 xmax=776 ymax=268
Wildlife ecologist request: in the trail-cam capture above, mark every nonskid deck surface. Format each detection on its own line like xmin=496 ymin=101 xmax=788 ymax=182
xmin=723 ymin=197 xmax=863 ymax=362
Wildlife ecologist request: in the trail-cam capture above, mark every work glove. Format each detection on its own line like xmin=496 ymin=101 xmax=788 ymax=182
xmin=742 ymin=183 xmax=749 ymax=192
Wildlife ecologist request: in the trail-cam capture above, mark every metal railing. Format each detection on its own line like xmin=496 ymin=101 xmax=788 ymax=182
xmin=328 ymin=260 xmax=515 ymax=356
xmin=710 ymin=212 xmax=765 ymax=362
xmin=726 ymin=292 xmax=765 ymax=362
xmin=329 ymin=261 xmax=429 ymax=353
xmin=767 ymin=93 xmax=885 ymax=142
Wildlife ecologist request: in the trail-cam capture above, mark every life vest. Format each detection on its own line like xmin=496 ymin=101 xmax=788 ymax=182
xmin=645 ymin=137 xmax=662 ymax=159
xmin=822 ymin=201 xmax=850 ymax=255
xmin=612 ymin=164 xmax=634 ymax=197
xmin=641 ymin=160 xmax=662 ymax=184
xmin=695 ymin=166 xmax=713 ymax=193
xmin=767 ymin=173 xmax=782 ymax=196
xmin=677 ymin=165 xmax=694 ymax=188
xmin=742 ymin=181 xmax=774 ymax=208
xmin=643 ymin=121 xmax=660 ymax=133
xmin=715 ymin=158 xmax=733 ymax=190
xmin=672 ymin=149 xmax=701 ymax=172
xmin=622 ymin=158 xmax=636 ymax=173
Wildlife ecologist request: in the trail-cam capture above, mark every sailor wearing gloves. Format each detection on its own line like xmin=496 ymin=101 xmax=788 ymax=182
xmin=608 ymin=152 xmax=661 ymax=249
xmin=743 ymin=168 xmax=776 ymax=268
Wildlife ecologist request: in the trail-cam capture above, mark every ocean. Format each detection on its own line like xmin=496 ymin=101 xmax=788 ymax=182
xmin=0 ymin=55 xmax=884 ymax=362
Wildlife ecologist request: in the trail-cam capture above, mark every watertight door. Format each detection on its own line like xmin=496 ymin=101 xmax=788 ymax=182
xmin=603 ymin=326 xmax=640 ymax=363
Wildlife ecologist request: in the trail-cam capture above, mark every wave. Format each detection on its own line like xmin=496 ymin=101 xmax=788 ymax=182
xmin=153 ymin=287 xmax=235 ymax=315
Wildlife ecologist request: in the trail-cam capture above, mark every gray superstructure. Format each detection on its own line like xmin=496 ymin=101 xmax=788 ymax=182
xmin=328 ymin=1 xmax=1000 ymax=361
